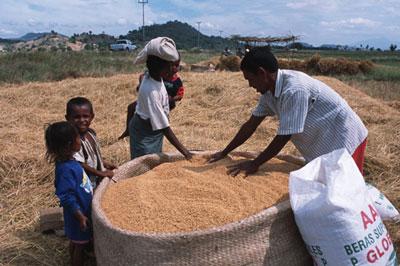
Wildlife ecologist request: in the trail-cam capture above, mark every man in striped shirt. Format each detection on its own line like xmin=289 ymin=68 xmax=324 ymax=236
xmin=209 ymin=47 xmax=368 ymax=175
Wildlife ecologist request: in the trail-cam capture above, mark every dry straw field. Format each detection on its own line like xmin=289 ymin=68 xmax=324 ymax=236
xmin=0 ymin=70 xmax=399 ymax=265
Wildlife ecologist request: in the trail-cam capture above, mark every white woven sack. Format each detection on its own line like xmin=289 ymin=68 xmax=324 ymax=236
xmin=366 ymin=183 xmax=400 ymax=223
xmin=289 ymin=148 xmax=397 ymax=266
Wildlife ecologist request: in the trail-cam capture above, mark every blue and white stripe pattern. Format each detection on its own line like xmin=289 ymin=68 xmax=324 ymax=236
xmin=252 ymin=69 xmax=368 ymax=162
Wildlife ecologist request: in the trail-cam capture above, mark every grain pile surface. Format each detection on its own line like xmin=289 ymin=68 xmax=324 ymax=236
xmin=101 ymin=156 xmax=300 ymax=233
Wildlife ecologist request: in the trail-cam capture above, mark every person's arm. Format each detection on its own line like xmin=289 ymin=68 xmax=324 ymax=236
xmin=136 ymin=73 xmax=145 ymax=92
xmin=128 ymin=101 xmax=137 ymax=114
xmin=162 ymin=127 xmax=192 ymax=160
xmin=74 ymin=209 xmax=89 ymax=231
xmin=55 ymin=168 xmax=88 ymax=230
xmin=172 ymin=84 xmax=184 ymax=101
xmin=209 ymin=115 xmax=265 ymax=162
xmin=126 ymin=102 xmax=136 ymax=127
xmin=58 ymin=187 xmax=89 ymax=231
xmin=81 ymin=163 xmax=114 ymax=178
xmin=227 ymin=134 xmax=291 ymax=177
xmin=84 ymin=131 xmax=116 ymax=177
xmin=118 ymin=101 xmax=137 ymax=140
xmin=56 ymin=174 xmax=82 ymax=213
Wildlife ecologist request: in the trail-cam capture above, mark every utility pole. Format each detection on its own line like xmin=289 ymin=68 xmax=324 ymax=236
xmin=196 ymin=21 xmax=201 ymax=48
xmin=219 ymin=30 xmax=223 ymax=50
xmin=138 ymin=0 xmax=148 ymax=42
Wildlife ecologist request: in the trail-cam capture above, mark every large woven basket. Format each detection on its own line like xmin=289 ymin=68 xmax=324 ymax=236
xmin=92 ymin=151 xmax=312 ymax=265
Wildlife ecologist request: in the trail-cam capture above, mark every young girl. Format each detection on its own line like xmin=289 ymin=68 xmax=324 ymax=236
xmin=45 ymin=121 xmax=93 ymax=266
xmin=129 ymin=37 xmax=192 ymax=160
xmin=118 ymin=58 xmax=185 ymax=140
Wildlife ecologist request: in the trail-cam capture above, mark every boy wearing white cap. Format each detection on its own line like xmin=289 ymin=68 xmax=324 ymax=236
xmin=129 ymin=37 xmax=192 ymax=160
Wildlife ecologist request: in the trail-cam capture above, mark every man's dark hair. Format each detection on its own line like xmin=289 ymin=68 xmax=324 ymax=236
xmin=146 ymin=55 xmax=171 ymax=76
xmin=240 ymin=46 xmax=279 ymax=74
xmin=66 ymin=97 xmax=93 ymax=116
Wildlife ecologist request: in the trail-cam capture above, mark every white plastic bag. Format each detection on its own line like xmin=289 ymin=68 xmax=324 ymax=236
xmin=289 ymin=149 xmax=397 ymax=266
xmin=366 ymin=183 xmax=400 ymax=223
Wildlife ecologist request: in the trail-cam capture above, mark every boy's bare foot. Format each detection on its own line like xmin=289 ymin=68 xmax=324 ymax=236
xmin=118 ymin=130 xmax=129 ymax=140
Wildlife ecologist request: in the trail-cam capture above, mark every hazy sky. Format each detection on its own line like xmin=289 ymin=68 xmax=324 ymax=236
xmin=0 ymin=0 xmax=399 ymax=47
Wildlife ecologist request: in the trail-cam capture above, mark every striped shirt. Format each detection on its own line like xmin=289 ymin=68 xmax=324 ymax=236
xmin=252 ymin=69 xmax=368 ymax=162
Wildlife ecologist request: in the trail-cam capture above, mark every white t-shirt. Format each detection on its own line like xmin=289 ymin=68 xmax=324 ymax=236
xmin=252 ymin=69 xmax=368 ymax=162
xmin=135 ymin=73 xmax=170 ymax=130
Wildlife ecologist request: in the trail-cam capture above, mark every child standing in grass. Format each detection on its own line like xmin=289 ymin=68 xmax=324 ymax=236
xmin=45 ymin=121 xmax=92 ymax=266
xmin=118 ymin=58 xmax=185 ymax=140
xmin=128 ymin=37 xmax=192 ymax=160
xmin=65 ymin=97 xmax=116 ymax=189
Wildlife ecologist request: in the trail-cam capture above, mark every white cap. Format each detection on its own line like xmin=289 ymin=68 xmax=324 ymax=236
xmin=134 ymin=37 xmax=179 ymax=64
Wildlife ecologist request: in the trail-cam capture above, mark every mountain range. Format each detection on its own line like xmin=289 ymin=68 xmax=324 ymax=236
xmin=0 ymin=21 xmax=235 ymax=51
xmin=121 ymin=20 xmax=234 ymax=50
xmin=18 ymin=32 xmax=51 ymax=41
xmin=0 ymin=20 xmax=398 ymax=51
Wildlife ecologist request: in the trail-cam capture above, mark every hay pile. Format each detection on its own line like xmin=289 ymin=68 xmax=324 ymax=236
xmin=194 ymin=54 xmax=373 ymax=75
xmin=189 ymin=56 xmax=220 ymax=72
xmin=191 ymin=55 xmax=241 ymax=72
xmin=101 ymin=156 xmax=299 ymax=233
xmin=278 ymin=54 xmax=375 ymax=75
xmin=0 ymin=71 xmax=399 ymax=264
xmin=217 ymin=55 xmax=241 ymax=71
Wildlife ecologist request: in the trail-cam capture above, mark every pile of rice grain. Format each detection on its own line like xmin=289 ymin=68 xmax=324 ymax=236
xmin=101 ymin=156 xmax=299 ymax=233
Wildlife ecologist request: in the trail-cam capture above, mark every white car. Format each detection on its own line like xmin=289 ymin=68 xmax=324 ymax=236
xmin=110 ymin=39 xmax=137 ymax=51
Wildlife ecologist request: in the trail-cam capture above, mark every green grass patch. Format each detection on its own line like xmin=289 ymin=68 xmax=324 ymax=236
xmin=179 ymin=50 xmax=219 ymax=64
xmin=0 ymin=50 xmax=218 ymax=84
xmin=275 ymin=49 xmax=400 ymax=82
xmin=1 ymin=49 xmax=399 ymax=85
xmin=368 ymin=65 xmax=400 ymax=82
xmin=340 ymin=77 xmax=400 ymax=102
xmin=275 ymin=49 xmax=400 ymax=62
xmin=0 ymin=51 xmax=142 ymax=84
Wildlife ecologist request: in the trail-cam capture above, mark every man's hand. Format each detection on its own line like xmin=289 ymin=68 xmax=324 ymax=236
xmin=208 ymin=151 xmax=227 ymax=163
xmin=227 ymin=160 xmax=259 ymax=177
